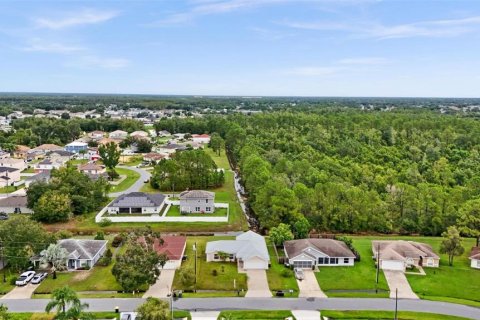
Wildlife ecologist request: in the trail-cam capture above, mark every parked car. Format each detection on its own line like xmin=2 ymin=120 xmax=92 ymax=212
xmin=15 ymin=271 xmax=36 ymax=286
xmin=0 ymin=212 xmax=8 ymax=220
xmin=294 ymin=268 xmax=305 ymax=280
xmin=31 ymin=272 xmax=48 ymax=284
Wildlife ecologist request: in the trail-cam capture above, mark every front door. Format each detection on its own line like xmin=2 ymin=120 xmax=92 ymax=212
xmin=68 ymin=259 xmax=76 ymax=269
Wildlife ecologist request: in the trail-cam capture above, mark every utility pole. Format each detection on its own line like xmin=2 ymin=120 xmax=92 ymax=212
xmin=193 ymin=242 xmax=197 ymax=293
xmin=376 ymin=244 xmax=380 ymax=284
xmin=394 ymin=288 xmax=398 ymax=320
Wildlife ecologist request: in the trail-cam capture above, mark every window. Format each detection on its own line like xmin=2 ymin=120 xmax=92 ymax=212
xmin=318 ymin=257 xmax=324 ymax=264
xmin=214 ymin=254 xmax=219 ymax=260
xmin=293 ymin=261 xmax=312 ymax=268
xmin=195 ymin=207 xmax=200 ymax=211
xmin=330 ymin=258 xmax=338 ymax=264
xmin=229 ymin=254 xmax=235 ymax=260
xmin=206 ymin=199 xmax=209 ymax=203
xmin=344 ymin=258 xmax=349 ymax=264
xmin=206 ymin=207 xmax=211 ymax=212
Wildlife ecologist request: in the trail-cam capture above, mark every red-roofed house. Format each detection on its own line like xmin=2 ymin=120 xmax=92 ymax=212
xmin=192 ymin=134 xmax=210 ymax=144
xmin=141 ymin=236 xmax=186 ymax=269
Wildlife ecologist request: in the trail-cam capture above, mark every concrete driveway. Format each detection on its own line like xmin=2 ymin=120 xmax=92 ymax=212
xmin=292 ymin=310 xmax=321 ymax=320
xmin=297 ymin=270 xmax=327 ymax=298
xmin=191 ymin=311 xmax=220 ymax=320
xmin=143 ymin=269 xmax=175 ymax=298
xmin=383 ymin=270 xmax=419 ymax=299
xmin=1 ymin=283 xmax=38 ymax=299
xmin=245 ymin=270 xmax=271 ymax=297
xmin=108 ymin=165 xmax=151 ymax=197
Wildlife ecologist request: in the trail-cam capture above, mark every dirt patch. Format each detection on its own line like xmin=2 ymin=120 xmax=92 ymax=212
xmin=72 ymin=271 xmax=91 ymax=281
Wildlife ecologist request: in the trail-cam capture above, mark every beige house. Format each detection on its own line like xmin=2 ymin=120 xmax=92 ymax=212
xmin=79 ymin=163 xmax=107 ymax=180
xmin=0 ymin=158 xmax=26 ymax=171
xmin=0 ymin=167 xmax=21 ymax=187
xmin=109 ymin=130 xmax=128 ymax=140
xmin=372 ymin=240 xmax=440 ymax=272
xmin=179 ymin=190 xmax=215 ymax=213
xmin=130 ymin=130 xmax=150 ymax=140
xmin=88 ymin=131 xmax=105 ymax=140
xmin=0 ymin=196 xmax=32 ymax=214
xmin=13 ymin=145 xmax=30 ymax=159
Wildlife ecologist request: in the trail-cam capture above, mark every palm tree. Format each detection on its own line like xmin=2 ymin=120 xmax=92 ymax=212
xmin=45 ymin=286 xmax=90 ymax=320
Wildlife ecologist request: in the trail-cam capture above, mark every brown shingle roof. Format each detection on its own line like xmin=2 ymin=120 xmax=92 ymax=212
xmin=469 ymin=247 xmax=480 ymax=260
xmin=284 ymin=239 xmax=356 ymax=259
xmin=372 ymin=240 xmax=439 ymax=261
xmin=139 ymin=236 xmax=186 ymax=260
xmin=79 ymin=163 xmax=104 ymax=171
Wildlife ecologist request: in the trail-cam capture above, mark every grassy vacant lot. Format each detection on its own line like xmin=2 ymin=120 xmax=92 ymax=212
xmin=120 ymin=155 xmax=143 ymax=167
xmin=320 ymin=310 xmax=471 ymax=320
xmin=217 ymin=310 xmax=295 ymax=320
xmin=109 ymin=167 xmax=140 ymax=193
xmin=166 ymin=205 xmax=228 ymax=217
xmin=172 ymin=236 xmax=247 ymax=296
xmin=315 ymin=237 xmax=389 ymax=298
xmin=266 ymin=240 xmax=299 ymax=297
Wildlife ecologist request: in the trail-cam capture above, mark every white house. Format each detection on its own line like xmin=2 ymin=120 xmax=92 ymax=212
xmin=130 ymin=130 xmax=150 ymax=141
xmin=469 ymin=247 xmax=480 ymax=269
xmin=88 ymin=131 xmax=105 ymax=140
xmin=34 ymin=157 xmax=68 ymax=172
xmin=0 ymin=196 xmax=32 ymax=214
xmin=179 ymin=190 xmax=215 ymax=213
xmin=284 ymin=239 xmax=356 ymax=269
xmin=0 ymin=158 xmax=26 ymax=171
xmin=108 ymin=192 xmax=166 ymax=215
xmin=206 ymin=231 xmax=270 ymax=270
xmin=0 ymin=167 xmax=21 ymax=187
xmin=192 ymin=134 xmax=211 ymax=144
xmin=372 ymin=240 xmax=440 ymax=272
xmin=109 ymin=130 xmax=128 ymax=140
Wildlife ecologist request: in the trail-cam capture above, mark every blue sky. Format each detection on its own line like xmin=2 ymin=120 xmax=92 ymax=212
xmin=1 ymin=0 xmax=480 ymax=97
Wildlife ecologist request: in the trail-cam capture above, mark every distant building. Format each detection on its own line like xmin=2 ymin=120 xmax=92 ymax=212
xmin=88 ymin=131 xmax=105 ymax=140
xmin=0 ymin=196 xmax=32 ymax=214
xmin=25 ymin=171 xmax=51 ymax=188
xmin=108 ymin=192 xmax=166 ymax=215
xmin=65 ymin=141 xmax=88 ymax=154
xmin=179 ymin=190 xmax=215 ymax=213
xmin=0 ymin=158 xmax=26 ymax=171
xmin=109 ymin=130 xmax=128 ymax=140
xmin=192 ymin=134 xmax=211 ymax=144
xmin=130 ymin=130 xmax=150 ymax=141
xmin=34 ymin=158 xmax=68 ymax=172
xmin=13 ymin=145 xmax=30 ymax=159
xmin=143 ymin=152 xmax=165 ymax=163
xmin=79 ymin=163 xmax=107 ymax=180
xmin=0 ymin=167 xmax=20 ymax=187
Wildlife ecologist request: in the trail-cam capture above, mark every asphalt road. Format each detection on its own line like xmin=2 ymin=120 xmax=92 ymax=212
xmin=108 ymin=165 xmax=151 ymax=197
xmin=1 ymin=298 xmax=479 ymax=319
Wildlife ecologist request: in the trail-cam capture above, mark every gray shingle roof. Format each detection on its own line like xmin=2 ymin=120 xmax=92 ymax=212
xmin=0 ymin=196 xmax=28 ymax=207
xmin=58 ymin=239 xmax=107 ymax=260
xmin=372 ymin=240 xmax=439 ymax=261
xmin=109 ymin=192 xmax=166 ymax=208
xmin=26 ymin=171 xmax=51 ymax=183
xmin=0 ymin=166 xmax=18 ymax=173
xmin=179 ymin=190 xmax=215 ymax=200
xmin=284 ymin=239 xmax=356 ymax=259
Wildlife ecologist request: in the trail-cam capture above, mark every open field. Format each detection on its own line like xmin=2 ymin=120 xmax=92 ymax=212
xmin=266 ymin=239 xmax=299 ymax=297
xmin=315 ymin=237 xmax=389 ymax=298
xmin=320 ymin=310 xmax=471 ymax=320
xmin=109 ymin=167 xmax=140 ymax=193
xmin=217 ymin=310 xmax=295 ymax=320
xmin=172 ymin=236 xmax=247 ymax=296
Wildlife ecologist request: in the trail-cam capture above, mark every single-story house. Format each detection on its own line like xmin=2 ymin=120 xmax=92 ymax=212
xmin=0 ymin=150 xmax=10 ymax=159
xmin=0 ymin=158 xmax=26 ymax=171
xmin=88 ymin=131 xmax=105 ymax=140
xmin=13 ymin=145 xmax=30 ymax=159
xmin=469 ymin=247 xmax=480 ymax=269
xmin=130 ymin=130 xmax=150 ymax=141
xmin=109 ymin=130 xmax=128 ymax=140
xmin=206 ymin=231 xmax=270 ymax=270
xmin=179 ymin=190 xmax=215 ymax=213
xmin=30 ymin=144 xmax=63 ymax=155
xmin=65 ymin=141 xmax=88 ymax=154
xmin=192 ymin=134 xmax=211 ymax=144
xmin=140 ymin=236 xmax=186 ymax=270
xmin=143 ymin=152 xmax=165 ymax=163
xmin=34 ymin=157 xmax=68 ymax=172
xmin=108 ymin=192 xmax=166 ymax=215
xmin=34 ymin=239 xmax=108 ymax=271
xmin=0 ymin=167 xmax=20 ymax=187
xmin=47 ymin=150 xmax=75 ymax=159
xmin=372 ymin=240 xmax=440 ymax=271
xmin=284 ymin=238 xmax=356 ymax=269
xmin=0 ymin=196 xmax=32 ymax=214
xmin=25 ymin=171 xmax=51 ymax=188
xmin=98 ymin=138 xmax=121 ymax=146
xmin=158 ymin=130 xmax=171 ymax=137
xmin=79 ymin=163 xmax=107 ymax=180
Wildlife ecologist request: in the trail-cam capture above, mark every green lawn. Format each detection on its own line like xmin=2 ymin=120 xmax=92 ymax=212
xmin=21 ymin=167 xmax=35 ymax=173
xmin=140 ymin=182 xmax=157 ymax=193
xmin=172 ymin=237 xmax=247 ymax=294
xmin=266 ymin=240 xmax=299 ymax=297
xmin=120 ymin=156 xmax=143 ymax=167
xmin=0 ymin=270 xmax=16 ymax=296
xmin=320 ymin=310 xmax=471 ymax=320
xmin=217 ymin=310 xmax=295 ymax=320
xmin=0 ymin=186 xmax=18 ymax=193
xmin=6 ymin=312 xmax=120 ymax=320
xmin=109 ymin=167 xmax=141 ymax=193
xmin=205 ymin=148 xmax=230 ymax=170
xmin=315 ymin=237 xmax=389 ymax=298
xmin=67 ymin=159 xmax=88 ymax=166
xmin=166 ymin=205 xmax=228 ymax=217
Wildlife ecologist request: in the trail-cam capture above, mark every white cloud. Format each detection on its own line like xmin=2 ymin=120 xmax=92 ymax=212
xmin=282 ymin=15 xmax=480 ymax=39
xmin=22 ymin=39 xmax=84 ymax=53
xmin=67 ymin=56 xmax=130 ymax=69
xmin=35 ymin=9 xmax=118 ymax=29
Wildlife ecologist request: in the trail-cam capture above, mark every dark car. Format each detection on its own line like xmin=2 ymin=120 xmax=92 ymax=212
xmin=0 ymin=212 xmax=9 ymax=220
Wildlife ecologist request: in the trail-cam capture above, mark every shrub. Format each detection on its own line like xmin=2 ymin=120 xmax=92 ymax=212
xmin=212 ymin=269 xmax=218 ymax=276
xmin=112 ymin=235 xmax=124 ymax=247
xmin=107 ymin=170 xmax=119 ymax=180
xmin=281 ymin=269 xmax=290 ymax=278
xmin=99 ymin=218 xmax=112 ymax=227
xmin=56 ymin=230 xmax=73 ymax=239
xmin=94 ymin=231 xmax=105 ymax=240
xmin=9 ymin=276 xmax=17 ymax=286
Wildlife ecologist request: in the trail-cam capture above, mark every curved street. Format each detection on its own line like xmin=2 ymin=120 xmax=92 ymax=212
xmin=1 ymin=298 xmax=479 ymax=319
xmin=108 ymin=165 xmax=151 ymax=198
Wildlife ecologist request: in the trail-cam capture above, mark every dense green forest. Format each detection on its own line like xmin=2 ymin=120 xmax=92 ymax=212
xmin=156 ymin=110 xmax=480 ymax=237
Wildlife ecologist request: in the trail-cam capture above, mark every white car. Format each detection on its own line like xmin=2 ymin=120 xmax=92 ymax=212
xmin=15 ymin=271 xmax=36 ymax=286
xmin=294 ymin=268 xmax=305 ymax=280
xmin=31 ymin=272 xmax=48 ymax=284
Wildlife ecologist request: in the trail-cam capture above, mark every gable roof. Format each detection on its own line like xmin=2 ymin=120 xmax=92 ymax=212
xmin=58 ymin=239 xmax=107 ymax=260
xmin=79 ymin=163 xmax=104 ymax=171
xmin=205 ymin=231 xmax=269 ymax=262
xmin=0 ymin=158 xmax=24 ymax=166
xmin=15 ymin=145 xmax=30 ymax=152
xmin=32 ymin=144 xmax=63 ymax=151
xmin=179 ymin=190 xmax=215 ymax=200
xmin=0 ymin=196 xmax=28 ymax=207
xmin=25 ymin=171 xmax=51 ymax=183
xmin=139 ymin=236 xmax=187 ymax=260
xmin=110 ymin=130 xmax=128 ymax=135
xmin=109 ymin=192 xmax=166 ymax=208
xmin=0 ymin=166 xmax=18 ymax=173
xmin=47 ymin=150 xmax=74 ymax=157
xmin=284 ymin=239 xmax=356 ymax=259
xmin=372 ymin=240 xmax=439 ymax=261
xmin=469 ymin=247 xmax=480 ymax=260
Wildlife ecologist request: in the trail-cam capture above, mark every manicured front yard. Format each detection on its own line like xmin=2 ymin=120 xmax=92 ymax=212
xmin=6 ymin=312 xmax=120 ymax=320
xmin=0 ymin=186 xmax=18 ymax=193
xmin=109 ymin=167 xmax=140 ymax=193
xmin=315 ymin=237 xmax=389 ymax=298
xmin=266 ymin=240 xmax=299 ymax=297
xmin=172 ymin=237 xmax=247 ymax=295
xmin=166 ymin=205 xmax=228 ymax=217
xmin=320 ymin=310 xmax=471 ymax=320
xmin=217 ymin=310 xmax=295 ymax=320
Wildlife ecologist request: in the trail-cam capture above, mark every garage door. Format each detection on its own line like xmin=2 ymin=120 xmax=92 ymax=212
xmin=381 ymin=260 xmax=405 ymax=271
xmin=244 ymin=257 xmax=268 ymax=269
xmin=293 ymin=260 xmax=313 ymax=269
